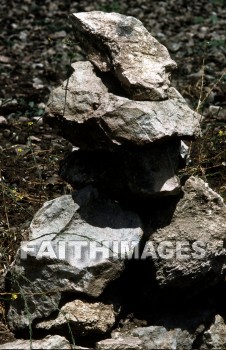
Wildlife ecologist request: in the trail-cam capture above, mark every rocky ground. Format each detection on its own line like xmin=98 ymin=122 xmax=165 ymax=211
xmin=0 ymin=0 xmax=226 ymax=345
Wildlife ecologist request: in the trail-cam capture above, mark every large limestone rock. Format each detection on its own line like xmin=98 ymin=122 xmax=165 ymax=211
xmin=7 ymin=186 xmax=142 ymax=331
xmin=70 ymin=12 xmax=177 ymax=101
xmin=60 ymin=140 xmax=181 ymax=199
xmin=36 ymin=299 xmax=116 ymax=336
xmin=145 ymin=176 xmax=226 ymax=289
xmin=45 ymin=62 xmax=201 ymax=150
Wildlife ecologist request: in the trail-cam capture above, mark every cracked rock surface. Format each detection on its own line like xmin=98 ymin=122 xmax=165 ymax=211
xmin=46 ymin=62 xmax=201 ymax=151
xmin=70 ymin=11 xmax=177 ymax=101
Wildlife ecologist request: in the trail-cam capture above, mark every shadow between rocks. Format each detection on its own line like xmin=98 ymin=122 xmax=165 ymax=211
xmin=99 ymin=258 xmax=226 ymax=334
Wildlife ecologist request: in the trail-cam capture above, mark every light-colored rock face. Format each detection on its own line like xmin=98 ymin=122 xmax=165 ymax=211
xmin=45 ymin=61 xmax=201 ymax=150
xmin=145 ymin=176 xmax=226 ymax=289
xmin=96 ymin=325 xmax=195 ymax=349
xmin=70 ymin=11 xmax=176 ymax=101
xmin=36 ymin=299 xmax=116 ymax=336
xmin=0 ymin=335 xmax=71 ymax=350
xmin=47 ymin=61 xmax=108 ymax=123
xmin=201 ymin=315 xmax=226 ymax=349
xmin=7 ymin=186 xmax=143 ymax=331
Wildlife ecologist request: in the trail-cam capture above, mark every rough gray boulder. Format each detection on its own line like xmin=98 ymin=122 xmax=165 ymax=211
xmin=96 ymin=325 xmax=195 ymax=349
xmin=36 ymin=299 xmax=116 ymax=336
xmin=0 ymin=335 xmax=72 ymax=350
xmin=60 ymin=140 xmax=181 ymax=199
xmin=7 ymin=186 xmax=143 ymax=331
xmin=70 ymin=11 xmax=176 ymax=101
xmin=45 ymin=61 xmax=201 ymax=150
xmin=145 ymin=176 xmax=226 ymax=289
xmin=46 ymin=61 xmax=108 ymax=123
xmin=132 ymin=325 xmax=195 ymax=349
xmin=96 ymin=336 xmax=143 ymax=350
xmin=201 ymin=315 xmax=226 ymax=349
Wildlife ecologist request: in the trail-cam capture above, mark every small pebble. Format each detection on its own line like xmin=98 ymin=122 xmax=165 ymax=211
xmin=0 ymin=116 xmax=8 ymax=126
xmin=209 ymin=105 xmax=221 ymax=114
xmin=29 ymin=135 xmax=41 ymax=142
xmin=32 ymin=116 xmax=43 ymax=125
xmin=19 ymin=116 xmax=29 ymax=122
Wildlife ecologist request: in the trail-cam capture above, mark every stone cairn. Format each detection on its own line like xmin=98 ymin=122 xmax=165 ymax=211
xmin=2 ymin=12 xmax=226 ymax=350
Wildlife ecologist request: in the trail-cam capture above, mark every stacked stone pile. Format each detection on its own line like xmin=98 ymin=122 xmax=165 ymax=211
xmin=45 ymin=11 xmax=201 ymax=199
xmin=2 ymin=12 xmax=226 ymax=350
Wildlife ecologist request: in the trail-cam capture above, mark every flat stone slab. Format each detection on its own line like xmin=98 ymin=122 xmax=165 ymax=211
xmin=45 ymin=61 xmax=201 ymax=150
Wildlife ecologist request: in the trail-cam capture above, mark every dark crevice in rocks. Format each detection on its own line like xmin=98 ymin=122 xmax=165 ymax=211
xmin=93 ymin=66 xmax=128 ymax=98
xmin=192 ymin=329 xmax=207 ymax=350
xmin=14 ymin=326 xmax=98 ymax=349
xmin=100 ymin=260 xmax=226 ymax=336
xmin=2 ymin=271 xmax=13 ymax=319
xmin=12 ymin=275 xmax=226 ymax=348
xmin=59 ymin=140 xmax=182 ymax=203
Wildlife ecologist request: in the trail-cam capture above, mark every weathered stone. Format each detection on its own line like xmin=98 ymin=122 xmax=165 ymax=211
xmin=7 ymin=186 xmax=142 ymax=331
xmin=60 ymin=140 xmax=181 ymax=199
xmin=201 ymin=315 xmax=226 ymax=349
xmin=0 ymin=335 xmax=71 ymax=349
xmin=132 ymin=325 xmax=195 ymax=349
xmin=145 ymin=176 xmax=226 ymax=289
xmin=36 ymin=299 xmax=116 ymax=336
xmin=0 ymin=116 xmax=8 ymax=126
xmin=46 ymin=61 xmax=108 ymax=123
xmin=96 ymin=325 xmax=195 ymax=350
xmin=96 ymin=336 xmax=143 ymax=350
xmin=0 ymin=321 xmax=15 ymax=345
xmin=70 ymin=11 xmax=176 ymax=101
xmin=45 ymin=62 xmax=201 ymax=150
